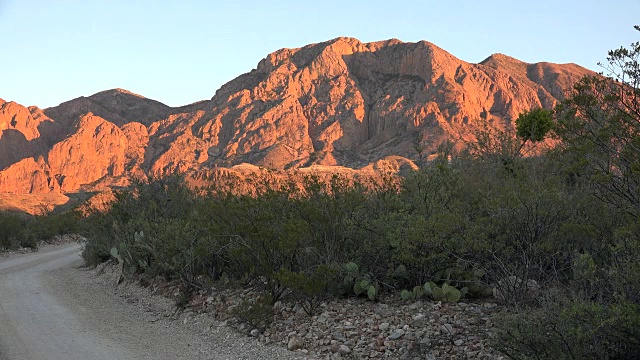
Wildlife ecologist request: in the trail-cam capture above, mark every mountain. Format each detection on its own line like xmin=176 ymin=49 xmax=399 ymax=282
xmin=0 ymin=37 xmax=595 ymax=211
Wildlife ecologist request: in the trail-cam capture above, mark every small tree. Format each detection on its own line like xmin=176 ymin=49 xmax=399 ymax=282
xmin=468 ymin=107 xmax=553 ymax=167
xmin=515 ymin=108 xmax=554 ymax=145
xmin=556 ymin=25 xmax=640 ymax=215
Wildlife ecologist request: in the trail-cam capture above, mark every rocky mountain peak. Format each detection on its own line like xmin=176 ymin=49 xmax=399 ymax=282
xmin=0 ymin=37 xmax=597 ymax=212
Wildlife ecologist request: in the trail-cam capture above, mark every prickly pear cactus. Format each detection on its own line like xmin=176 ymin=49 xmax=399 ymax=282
xmin=401 ymin=289 xmax=415 ymax=301
xmin=110 ymin=247 xmax=124 ymax=264
xmin=423 ymin=281 xmax=438 ymax=296
xmin=367 ymin=285 xmax=377 ymax=301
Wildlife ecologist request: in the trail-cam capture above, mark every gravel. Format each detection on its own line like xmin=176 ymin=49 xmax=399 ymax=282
xmin=0 ymin=243 xmax=302 ymax=360
xmin=53 ymin=262 xmax=304 ymax=360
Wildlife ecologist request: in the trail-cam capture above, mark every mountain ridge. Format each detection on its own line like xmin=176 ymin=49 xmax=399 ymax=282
xmin=0 ymin=37 xmax=596 ymax=212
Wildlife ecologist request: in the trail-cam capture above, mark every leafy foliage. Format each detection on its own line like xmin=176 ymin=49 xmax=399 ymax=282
xmin=496 ymin=297 xmax=640 ymax=359
xmin=0 ymin=210 xmax=80 ymax=251
xmin=556 ymin=26 xmax=640 ymax=216
xmin=232 ymin=293 xmax=274 ymax=331
xmin=516 ymin=108 xmax=554 ymax=143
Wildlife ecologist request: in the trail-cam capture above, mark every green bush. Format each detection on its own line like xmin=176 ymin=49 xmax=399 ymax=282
xmin=0 ymin=210 xmax=79 ymax=251
xmin=233 ymin=293 xmax=274 ymax=331
xmin=33 ymin=211 xmax=80 ymax=241
xmin=495 ymin=297 xmax=640 ymax=359
xmin=0 ymin=212 xmax=33 ymax=250
xmin=78 ymin=148 xmax=607 ymax=306
xmin=274 ymin=265 xmax=335 ymax=315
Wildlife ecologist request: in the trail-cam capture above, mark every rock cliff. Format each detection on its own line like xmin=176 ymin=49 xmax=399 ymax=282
xmin=0 ymin=37 xmax=595 ymax=211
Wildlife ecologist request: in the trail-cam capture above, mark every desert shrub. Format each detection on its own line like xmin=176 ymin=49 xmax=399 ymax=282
xmin=73 ymin=154 xmax=640 ymax=360
xmin=80 ymin=174 xmax=199 ymax=278
xmin=274 ymin=265 xmax=336 ymax=315
xmin=291 ymin=175 xmax=365 ymax=267
xmin=222 ymin=190 xmax=313 ymax=301
xmin=0 ymin=212 xmax=33 ymax=249
xmin=496 ymin=295 xmax=640 ymax=359
xmin=492 ymin=206 xmax=640 ymax=359
xmin=385 ymin=144 xmax=590 ymax=305
xmin=388 ymin=154 xmax=465 ymax=285
xmin=32 ymin=210 xmax=80 ymax=241
xmin=0 ymin=210 xmax=77 ymax=250
xmin=233 ymin=293 xmax=274 ymax=331
xmin=492 ymin=28 xmax=640 ymax=358
xmin=79 ymin=206 xmax=119 ymax=265
xmin=462 ymin=161 xmax=575 ymax=304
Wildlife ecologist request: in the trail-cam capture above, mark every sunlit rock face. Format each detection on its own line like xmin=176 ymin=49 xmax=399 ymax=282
xmin=0 ymin=37 xmax=593 ymax=201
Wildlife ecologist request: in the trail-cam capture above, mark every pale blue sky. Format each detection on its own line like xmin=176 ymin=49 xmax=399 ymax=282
xmin=1 ymin=0 xmax=638 ymax=108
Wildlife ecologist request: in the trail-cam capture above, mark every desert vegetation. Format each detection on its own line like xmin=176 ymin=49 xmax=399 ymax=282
xmin=0 ymin=210 xmax=79 ymax=250
xmin=2 ymin=27 xmax=638 ymax=360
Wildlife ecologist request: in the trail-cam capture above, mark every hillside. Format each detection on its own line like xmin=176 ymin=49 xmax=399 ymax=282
xmin=0 ymin=37 xmax=594 ymax=212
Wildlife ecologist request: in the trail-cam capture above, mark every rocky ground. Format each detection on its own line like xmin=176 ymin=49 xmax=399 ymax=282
xmin=266 ymin=298 xmax=502 ymax=359
xmin=92 ymin=262 xmax=505 ymax=359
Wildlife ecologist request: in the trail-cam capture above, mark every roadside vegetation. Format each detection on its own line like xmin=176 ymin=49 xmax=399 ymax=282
xmin=2 ymin=27 xmax=636 ymax=359
xmin=0 ymin=210 xmax=79 ymax=251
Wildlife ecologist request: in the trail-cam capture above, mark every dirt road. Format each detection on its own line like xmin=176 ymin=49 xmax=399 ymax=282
xmin=0 ymin=243 xmax=299 ymax=360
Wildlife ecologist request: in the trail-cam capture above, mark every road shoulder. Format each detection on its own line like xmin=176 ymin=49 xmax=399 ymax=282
xmin=42 ymin=261 xmax=302 ymax=360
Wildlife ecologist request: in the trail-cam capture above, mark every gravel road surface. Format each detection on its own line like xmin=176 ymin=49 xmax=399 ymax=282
xmin=0 ymin=243 xmax=300 ymax=360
